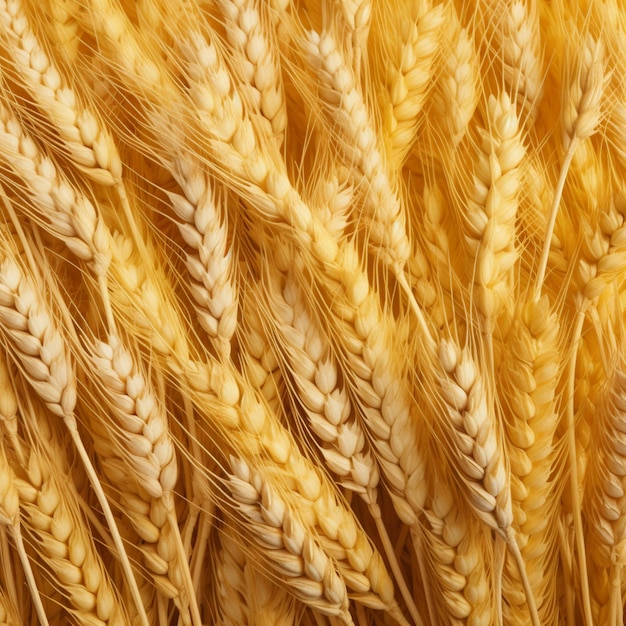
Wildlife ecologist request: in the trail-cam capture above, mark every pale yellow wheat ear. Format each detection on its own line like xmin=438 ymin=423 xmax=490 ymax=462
xmin=0 ymin=0 xmax=121 ymax=186
xmin=0 ymin=437 xmax=49 ymax=626
xmin=371 ymin=0 xmax=445 ymax=171
xmin=534 ymin=30 xmax=606 ymax=298
xmin=166 ymin=161 xmax=238 ymax=360
xmin=0 ymin=231 xmax=149 ymax=626
xmin=303 ymin=24 xmax=412 ymax=273
xmin=225 ymin=455 xmax=353 ymax=624
xmin=421 ymin=473 xmax=494 ymax=625
xmin=9 ymin=398 xmax=131 ymax=626
xmin=213 ymin=526 xmax=298 ymax=626
xmin=498 ymin=295 xmax=563 ymax=624
xmin=463 ymin=90 xmax=525 ymax=330
xmin=256 ymin=245 xmax=422 ymax=626
xmin=87 ymin=333 xmax=201 ymax=626
xmin=427 ymin=6 xmax=479 ymax=153
xmin=434 ymin=336 xmax=541 ymax=626
xmin=583 ymin=324 xmax=626 ymax=626
xmin=216 ymin=0 xmax=287 ymax=143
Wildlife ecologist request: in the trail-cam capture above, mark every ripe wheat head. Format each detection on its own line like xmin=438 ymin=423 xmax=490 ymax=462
xmin=1 ymin=1 xmax=626 ymax=625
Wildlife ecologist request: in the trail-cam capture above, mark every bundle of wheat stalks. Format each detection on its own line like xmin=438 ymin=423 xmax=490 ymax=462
xmin=1 ymin=0 xmax=626 ymax=624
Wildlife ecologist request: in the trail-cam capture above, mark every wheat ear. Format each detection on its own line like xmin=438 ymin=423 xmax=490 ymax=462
xmin=0 ymin=438 xmax=49 ymax=626
xmin=436 ymin=337 xmax=540 ymax=626
xmin=12 ymin=420 xmax=130 ymax=626
xmin=107 ymin=231 xmax=188 ymax=358
xmin=0 ymin=243 xmax=149 ymax=626
xmin=423 ymin=478 xmax=493 ymax=624
xmin=568 ymin=193 xmax=626 ymax=620
xmin=0 ymin=353 xmax=24 ymax=464
xmin=213 ymin=529 xmax=251 ymax=626
xmin=37 ymin=0 xmax=81 ymax=65
xmin=377 ymin=2 xmax=445 ymax=169
xmin=214 ymin=528 xmax=297 ymax=626
xmin=0 ymin=99 xmax=117 ymax=330
xmin=304 ymin=27 xmax=410 ymax=273
xmin=534 ymin=33 xmax=605 ymax=297
xmin=216 ymin=0 xmax=287 ymax=142
xmin=0 ymin=0 xmax=130 ymax=198
xmin=262 ymin=265 xmax=422 ymax=626
xmin=166 ymin=160 xmax=238 ymax=360
xmin=499 ymin=295 xmax=562 ymax=624
xmin=583 ymin=331 xmax=626 ymax=625
xmin=465 ymin=91 xmax=525 ymax=326
xmin=227 ymin=456 xmax=353 ymax=623
xmin=429 ymin=10 xmax=479 ymax=151
xmin=300 ymin=26 xmax=432 ymax=338
xmin=501 ymin=0 xmax=544 ymax=119
xmin=238 ymin=286 xmax=284 ymax=417
xmin=88 ymin=334 xmax=203 ymax=625
xmin=184 ymin=359 xmax=406 ymax=621
xmin=0 ymin=0 xmax=119 ymax=183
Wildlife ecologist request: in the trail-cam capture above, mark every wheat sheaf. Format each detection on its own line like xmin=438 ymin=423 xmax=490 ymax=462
xmin=0 ymin=0 xmax=625 ymax=625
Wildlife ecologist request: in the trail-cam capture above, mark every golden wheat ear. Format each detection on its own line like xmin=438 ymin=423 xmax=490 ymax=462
xmin=0 ymin=236 xmax=150 ymax=626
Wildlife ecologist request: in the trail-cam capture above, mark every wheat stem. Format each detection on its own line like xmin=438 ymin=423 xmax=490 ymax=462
xmin=371 ymin=510 xmax=423 ymax=626
xmin=505 ymin=528 xmax=541 ymax=626
xmin=409 ymin=527 xmax=438 ymax=626
xmin=11 ymin=522 xmax=50 ymax=626
xmin=534 ymin=141 xmax=577 ymax=300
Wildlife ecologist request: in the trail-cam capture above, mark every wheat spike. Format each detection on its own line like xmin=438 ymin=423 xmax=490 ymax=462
xmin=227 ymin=456 xmax=352 ymax=623
xmin=465 ymin=91 xmax=525 ymax=324
xmin=375 ymin=1 xmax=445 ymax=169
xmin=428 ymin=10 xmax=479 ymax=151
xmin=167 ymin=160 xmax=238 ymax=359
xmin=499 ymin=296 xmax=562 ymax=624
xmin=2 ymin=2 xmax=626 ymax=625
xmin=11 ymin=415 xmax=130 ymax=626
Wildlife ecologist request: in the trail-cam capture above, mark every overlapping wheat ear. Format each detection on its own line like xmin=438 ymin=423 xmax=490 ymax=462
xmin=3 ymin=0 xmax=626 ymax=624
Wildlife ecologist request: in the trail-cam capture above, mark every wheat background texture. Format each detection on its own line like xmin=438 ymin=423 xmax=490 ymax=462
xmin=0 ymin=0 xmax=624 ymax=624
